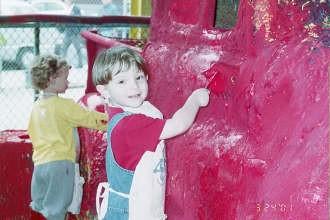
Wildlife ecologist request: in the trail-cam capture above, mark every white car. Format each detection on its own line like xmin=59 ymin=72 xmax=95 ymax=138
xmin=0 ymin=1 xmax=37 ymax=69
xmin=0 ymin=1 xmax=65 ymax=70
xmin=0 ymin=0 xmax=36 ymax=15
xmin=31 ymin=0 xmax=70 ymax=15
xmin=0 ymin=1 xmax=65 ymax=69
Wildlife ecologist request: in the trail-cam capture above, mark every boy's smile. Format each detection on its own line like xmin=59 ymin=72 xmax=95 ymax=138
xmin=128 ymin=94 xmax=142 ymax=99
xmin=101 ymin=68 xmax=148 ymax=108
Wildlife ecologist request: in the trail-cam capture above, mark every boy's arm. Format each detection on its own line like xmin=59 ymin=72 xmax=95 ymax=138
xmin=60 ymin=98 xmax=108 ymax=131
xmin=159 ymin=88 xmax=209 ymax=140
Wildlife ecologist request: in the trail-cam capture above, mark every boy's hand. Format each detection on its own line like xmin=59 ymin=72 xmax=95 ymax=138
xmin=191 ymin=88 xmax=210 ymax=107
xmin=160 ymin=88 xmax=210 ymax=140
xmin=87 ymin=94 xmax=105 ymax=111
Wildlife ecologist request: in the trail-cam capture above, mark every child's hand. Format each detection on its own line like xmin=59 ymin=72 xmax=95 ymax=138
xmin=191 ymin=88 xmax=210 ymax=107
xmin=87 ymin=94 xmax=105 ymax=111
xmin=160 ymin=88 xmax=210 ymax=139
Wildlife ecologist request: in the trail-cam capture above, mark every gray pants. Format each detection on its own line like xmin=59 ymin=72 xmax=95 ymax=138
xmin=30 ymin=160 xmax=74 ymax=220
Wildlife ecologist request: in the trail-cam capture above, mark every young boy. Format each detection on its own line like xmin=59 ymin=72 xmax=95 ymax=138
xmin=28 ymin=55 xmax=108 ymax=220
xmin=93 ymin=46 xmax=209 ymax=220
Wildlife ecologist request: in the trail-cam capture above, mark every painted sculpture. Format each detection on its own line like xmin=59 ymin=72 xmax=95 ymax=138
xmin=0 ymin=0 xmax=328 ymax=219
xmin=78 ymin=0 xmax=329 ymax=219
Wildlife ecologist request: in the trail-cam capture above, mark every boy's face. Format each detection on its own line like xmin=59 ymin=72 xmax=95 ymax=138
xmin=50 ymin=65 xmax=70 ymax=93
xmin=98 ymin=67 xmax=148 ymax=108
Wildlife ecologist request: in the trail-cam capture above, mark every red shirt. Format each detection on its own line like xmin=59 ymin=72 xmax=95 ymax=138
xmin=107 ymin=106 xmax=166 ymax=171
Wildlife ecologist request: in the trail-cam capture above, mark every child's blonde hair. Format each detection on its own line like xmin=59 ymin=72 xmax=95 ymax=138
xmin=30 ymin=55 xmax=70 ymax=90
xmin=92 ymin=46 xmax=149 ymax=86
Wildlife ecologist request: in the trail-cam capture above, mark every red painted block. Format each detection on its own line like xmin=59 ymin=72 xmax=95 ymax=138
xmin=0 ymin=130 xmax=33 ymax=219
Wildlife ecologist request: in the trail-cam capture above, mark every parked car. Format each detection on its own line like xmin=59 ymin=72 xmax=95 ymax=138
xmin=0 ymin=0 xmax=36 ymax=15
xmin=0 ymin=1 xmax=36 ymax=69
xmin=0 ymin=1 xmax=65 ymax=70
xmin=31 ymin=0 xmax=70 ymax=15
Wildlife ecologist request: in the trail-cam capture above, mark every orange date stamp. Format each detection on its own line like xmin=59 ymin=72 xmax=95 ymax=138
xmin=256 ymin=202 xmax=293 ymax=213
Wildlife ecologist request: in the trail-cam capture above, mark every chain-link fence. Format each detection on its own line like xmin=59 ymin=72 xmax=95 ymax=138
xmin=0 ymin=19 xmax=149 ymax=130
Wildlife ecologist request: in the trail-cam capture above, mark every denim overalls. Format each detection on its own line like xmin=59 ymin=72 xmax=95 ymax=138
xmin=105 ymin=112 xmax=133 ymax=220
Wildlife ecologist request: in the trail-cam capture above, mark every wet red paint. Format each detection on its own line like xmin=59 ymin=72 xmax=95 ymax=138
xmin=144 ymin=1 xmax=329 ymax=219
xmin=76 ymin=93 xmax=108 ymax=218
xmin=80 ymin=0 xmax=329 ymax=219
xmin=205 ymin=63 xmax=239 ymax=96
xmin=0 ymin=131 xmax=34 ymax=219
xmin=2 ymin=0 xmax=329 ymax=219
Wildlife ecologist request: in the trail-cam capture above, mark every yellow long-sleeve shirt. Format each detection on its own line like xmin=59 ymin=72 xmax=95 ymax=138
xmin=28 ymin=96 xmax=107 ymax=165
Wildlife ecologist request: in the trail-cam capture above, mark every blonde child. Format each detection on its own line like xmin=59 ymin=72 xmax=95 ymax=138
xmin=93 ymin=46 xmax=209 ymax=220
xmin=28 ymin=55 xmax=108 ymax=220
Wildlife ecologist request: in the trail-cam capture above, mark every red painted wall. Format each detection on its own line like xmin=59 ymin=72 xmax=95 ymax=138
xmin=1 ymin=0 xmax=329 ymax=219
xmin=79 ymin=0 xmax=329 ymax=219
xmin=80 ymin=0 xmax=329 ymax=219
xmin=0 ymin=131 xmax=32 ymax=218
xmin=144 ymin=0 xmax=329 ymax=219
